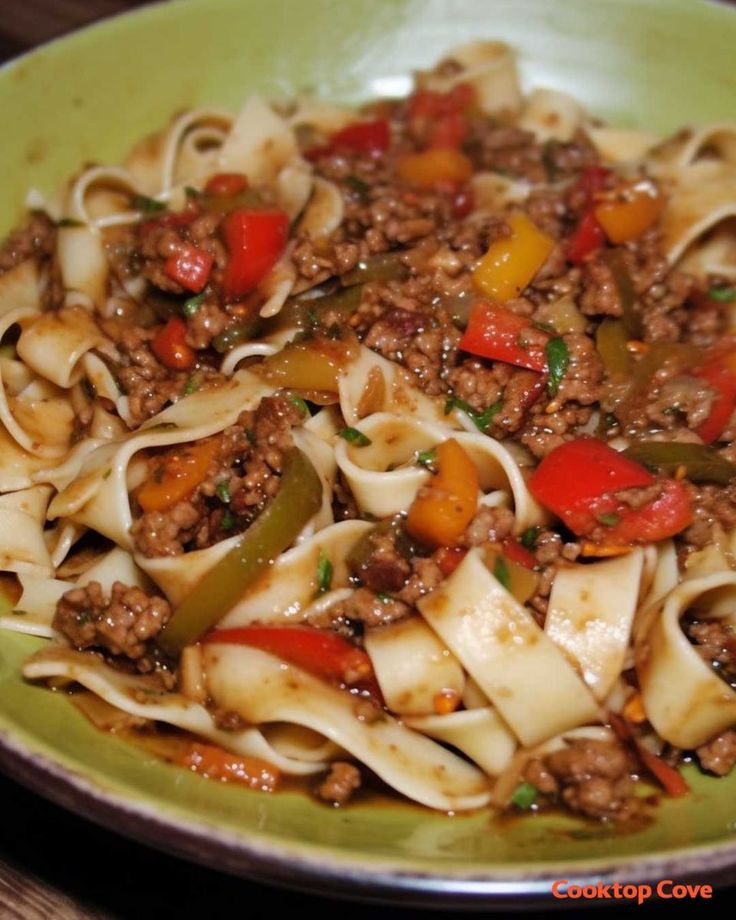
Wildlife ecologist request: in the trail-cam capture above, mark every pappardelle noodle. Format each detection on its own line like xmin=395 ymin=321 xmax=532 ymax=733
xmin=3 ymin=41 xmax=736 ymax=821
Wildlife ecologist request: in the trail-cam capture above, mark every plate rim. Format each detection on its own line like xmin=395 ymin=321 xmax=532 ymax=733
xmin=1 ymin=723 xmax=735 ymax=908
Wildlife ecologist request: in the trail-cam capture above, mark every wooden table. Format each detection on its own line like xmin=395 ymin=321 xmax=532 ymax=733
xmin=0 ymin=2 xmax=733 ymax=917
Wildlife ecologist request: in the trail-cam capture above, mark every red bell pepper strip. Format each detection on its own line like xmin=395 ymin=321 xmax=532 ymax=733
xmin=566 ymin=165 xmax=611 ymax=264
xmin=221 ymin=208 xmax=289 ymax=302
xmin=204 ymin=172 xmax=248 ymax=197
xmin=694 ymin=360 xmax=736 ymax=444
xmin=434 ymin=545 xmax=468 ymax=577
xmin=203 ymin=626 xmax=381 ymax=697
xmin=460 ymin=302 xmax=549 ymax=372
xmin=139 ymin=209 xmax=197 ymax=239
xmin=501 ymin=537 xmax=537 ymax=569
xmin=151 ymin=316 xmax=195 ymax=370
xmin=328 ymin=119 xmax=391 ymax=154
xmin=164 ymin=244 xmax=213 ymax=293
xmin=428 ymin=110 xmax=468 ymax=149
xmin=529 ymin=437 xmax=693 ymax=544
xmin=567 ymin=211 xmax=606 ymax=264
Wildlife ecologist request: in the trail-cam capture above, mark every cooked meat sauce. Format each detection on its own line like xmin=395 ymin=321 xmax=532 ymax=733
xmin=7 ymin=44 xmax=736 ymax=822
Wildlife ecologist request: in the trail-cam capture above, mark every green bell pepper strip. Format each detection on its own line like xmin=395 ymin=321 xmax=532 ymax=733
xmin=624 ymin=441 xmax=736 ymax=485
xmin=606 ymin=250 xmax=642 ymax=338
xmin=211 ymin=319 xmax=264 ymax=354
xmin=340 ymin=252 xmax=407 ymax=287
xmin=158 ymin=447 xmax=322 ymax=655
xmin=596 ymin=318 xmax=631 ymax=384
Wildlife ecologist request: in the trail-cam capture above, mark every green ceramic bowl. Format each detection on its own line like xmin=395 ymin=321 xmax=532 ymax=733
xmin=1 ymin=0 xmax=736 ymax=907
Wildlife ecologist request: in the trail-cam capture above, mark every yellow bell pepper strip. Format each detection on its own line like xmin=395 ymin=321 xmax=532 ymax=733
xmin=254 ymin=335 xmax=359 ymax=393
xmin=397 ymin=148 xmax=473 ymax=187
xmin=594 ymin=180 xmax=664 ymax=244
xmin=596 ymin=318 xmax=632 ymax=384
xmin=473 ymin=212 xmax=555 ymax=302
xmin=406 ymin=438 xmax=479 ymax=548
xmin=136 ymin=438 xmax=221 ymax=513
xmin=158 ymin=447 xmax=322 ymax=655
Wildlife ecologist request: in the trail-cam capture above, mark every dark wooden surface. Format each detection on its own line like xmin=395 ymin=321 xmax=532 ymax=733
xmin=0 ymin=2 xmax=734 ymax=917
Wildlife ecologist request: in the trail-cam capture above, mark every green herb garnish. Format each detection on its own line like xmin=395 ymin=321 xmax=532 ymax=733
xmin=57 ymin=217 xmax=84 ymax=228
xmin=288 ymin=394 xmax=310 ymax=417
xmin=183 ymin=374 xmax=201 ymax=396
xmin=216 ymin=481 xmax=232 ymax=504
xmin=132 ymin=194 xmax=166 ymax=213
xmin=520 ymin=525 xmax=542 ymax=550
xmin=376 ymin=592 xmax=391 ymax=603
xmin=708 ymin=286 xmax=736 ymax=302
xmin=546 ymin=337 xmax=570 ymax=398
xmin=444 ymin=396 xmax=501 ymax=433
xmin=416 ymin=448 xmax=437 ymax=469
xmin=183 ymin=292 xmax=206 ymax=317
xmin=511 ymin=781 xmax=538 ymax=809
xmin=493 ymin=555 xmax=511 ymax=590
xmin=221 ymin=510 xmax=236 ymax=531
xmin=597 ymin=512 xmax=621 ymax=527
xmin=338 ymin=427 xmax=372 ymax=447
xmin=316 ymin=550 xmax=333 ymax=595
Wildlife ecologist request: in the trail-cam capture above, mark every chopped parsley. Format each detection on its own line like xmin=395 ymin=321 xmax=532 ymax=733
xmin=216 ymin=481 xmax=232 ymax=504
xmin=493 ymin=555 xmax=511 ymax=590
xmin=183 ymin=292 xmax=206 ymax=317
xmin=511 ymin=781 xmax=538 ymax=809
xmin=376 ymin=592 xmax=392 ymax=604
xmin=221 ymin=510 xmax=236 ymax=531
xmin=131 ymin=194 xmax=166 ymax=213
xmin=316 ymin=550 xmax=333 ymax=595
xmin=444 ymin=395 xmax=501 ymax=433
xmin=597 ymin=512 xmax=621 ymax=527
xmin=338 ymin=427 xmax=372 ymax=447
xmin=546 ymin=337 xmax=570 ymax=398
xmin=184 ymin=186 xmax=200 ymax=198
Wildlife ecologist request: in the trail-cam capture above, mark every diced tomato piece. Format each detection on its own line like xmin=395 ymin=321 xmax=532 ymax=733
xmin=151 ymin=316 xmax=195 ymax=370
xmin=164 ymin=244 xmax=213 ymax=293
xmin=221 ymin=208 xmax=289 ymax=301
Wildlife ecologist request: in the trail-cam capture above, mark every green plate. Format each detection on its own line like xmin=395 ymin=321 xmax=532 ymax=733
xmin=1 ymin=0 xmax=736 ymax=906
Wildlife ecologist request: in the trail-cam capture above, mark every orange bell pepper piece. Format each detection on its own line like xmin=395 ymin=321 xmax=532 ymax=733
xmin=406 ymin=438 xmax=479 ymax=548
xmin=397 ymin=148 xmax=473 ymax=187
xmin=137 ymin=437 xmax=220 ymax=513
xmin=594 ymin=180 xmax=664 ymax=244
xmin=473 ymin=212 xmax=555 ymax=302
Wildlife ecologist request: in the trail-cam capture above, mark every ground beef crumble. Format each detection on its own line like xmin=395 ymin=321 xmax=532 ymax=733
xmin=53 ymin=580 xmax=171 ymax=671
xmin=316 ymin=761 xmax=362 ymax=806
xmin=524 ymin=738 xmax=643 ymax=821
xmin=131 ymin=394 xmax=304 ymax=557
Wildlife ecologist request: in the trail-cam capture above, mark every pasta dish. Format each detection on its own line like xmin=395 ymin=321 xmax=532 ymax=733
xmin=2 ymin=41 xmax=736 ymax=823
